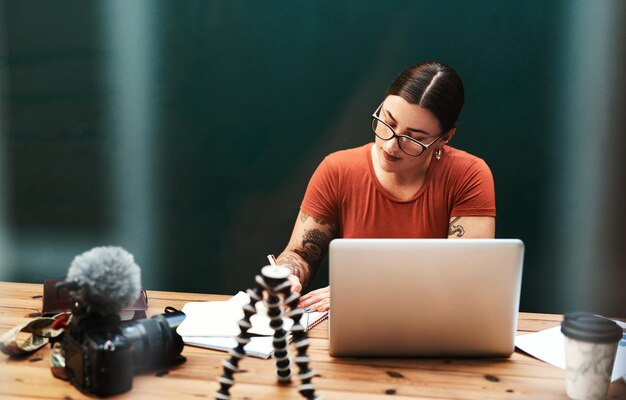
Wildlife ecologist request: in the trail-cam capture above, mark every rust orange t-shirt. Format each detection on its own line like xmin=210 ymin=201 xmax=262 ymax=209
xmin=300 ymin=143 xmax=496 ymax=238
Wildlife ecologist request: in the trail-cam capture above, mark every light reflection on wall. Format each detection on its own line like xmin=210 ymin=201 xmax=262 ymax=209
xmin=100 ymin=0 xmax=160 ymax=288
xmin=0 ymin=1 xmax=161 ymax=287
xmin=553 ymin=0 xmax=625 ymax=315
xmin=0 ymin=0 xmax=11 ymax=281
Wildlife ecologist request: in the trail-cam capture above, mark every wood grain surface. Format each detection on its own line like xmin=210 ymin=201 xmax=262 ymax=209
xmin=1 ymin=282 xmax=624 ymax=399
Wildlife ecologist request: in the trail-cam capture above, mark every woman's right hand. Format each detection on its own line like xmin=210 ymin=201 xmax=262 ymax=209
xmin=287 ymin=273 xmax=302 ymax=295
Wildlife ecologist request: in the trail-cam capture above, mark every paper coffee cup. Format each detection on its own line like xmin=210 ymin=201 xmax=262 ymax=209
xmin=561 ymin=313 xmax=622 ymax=400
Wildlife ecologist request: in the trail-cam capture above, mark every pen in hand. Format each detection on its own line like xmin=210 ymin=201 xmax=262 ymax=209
xmin=267 ymin=254 xmax=279 ymax=267
xmin=268 ymin=254 xmax=302 ymax=296
xmin=305 ymin=307 xmax=311 ymax=332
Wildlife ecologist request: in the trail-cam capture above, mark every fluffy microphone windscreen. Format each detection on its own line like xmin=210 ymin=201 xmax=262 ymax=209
xmin=66 ymin=246 xmax=142 ymax=315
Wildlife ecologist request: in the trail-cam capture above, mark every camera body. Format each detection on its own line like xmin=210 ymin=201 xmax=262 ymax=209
xmin=63 ymin=309 xmax=186 ymax=397
xmin=63 ymin=313 xmax=134 ymax=397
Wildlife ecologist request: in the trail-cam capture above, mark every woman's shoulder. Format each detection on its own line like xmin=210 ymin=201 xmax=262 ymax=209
xmin=307 ymin=144 xmax=371 ymax=195
xmin=322 ymin=143 xmax=371 ymax=168
xmin=438 ymin=146 xmax=493 ymax=182
xmin=444 ymin=146 xmax=491 ymax=170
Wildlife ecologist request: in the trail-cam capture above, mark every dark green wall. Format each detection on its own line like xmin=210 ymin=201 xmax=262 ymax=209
xmin=1 ymin=1 xmax=624 ymax=316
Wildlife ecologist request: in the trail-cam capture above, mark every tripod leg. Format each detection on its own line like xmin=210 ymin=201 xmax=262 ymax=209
xmin=215 ymin=265 xmax=321 ymax=399
xmin=214 ymin=287 xmax=260 ymax=400
xmin=257 ymin=272 xmax=293 ymax=383
xmin=283 ymin=290 xmax=322 ymax=400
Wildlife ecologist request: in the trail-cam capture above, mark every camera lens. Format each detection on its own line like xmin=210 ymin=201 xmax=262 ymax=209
xmin=120 ymin=311 xmax=185 ymax=372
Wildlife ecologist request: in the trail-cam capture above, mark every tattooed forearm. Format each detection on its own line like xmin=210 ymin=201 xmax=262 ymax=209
xmin=277 ymin=253 xmax=311 ymax=285
xmin=299 ymin=211 xmax=338 ymax=231
xmin=293 ymin=229 xmax=326 ymax=263
xmin=277 ymin=228 xmax=331 ymax=289
xmin=292 ymin=228 xmax=328 ymax=283
xmin=281 ymin=212 xmax=338 ymax=288
xmin=448 ymin=216 xmax=466 ymax=237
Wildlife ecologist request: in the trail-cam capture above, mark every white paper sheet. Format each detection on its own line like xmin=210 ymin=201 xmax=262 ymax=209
xmin=514 ymin=319 xmax=626 ymax=382
xmin=177 ymin=292 xmax=328 ymax=359
xmin=176 ymin=292 xmax=295 ymax=337
xmin=183 ymin=336 xmax=275 ymax=359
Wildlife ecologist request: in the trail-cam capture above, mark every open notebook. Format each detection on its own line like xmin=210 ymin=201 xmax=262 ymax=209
xmin=177 ymin=292 xmax=328 ymax=358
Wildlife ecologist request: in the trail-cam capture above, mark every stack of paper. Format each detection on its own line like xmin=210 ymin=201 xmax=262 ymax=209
xmin=514 ymin=319 xmax=626 ymax=382
xmin=177 ymin=292 xmax=328 ymax=359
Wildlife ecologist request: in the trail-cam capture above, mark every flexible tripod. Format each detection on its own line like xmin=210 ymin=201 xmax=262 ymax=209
xmin=215 ymin=265 xmax=321 ymax=400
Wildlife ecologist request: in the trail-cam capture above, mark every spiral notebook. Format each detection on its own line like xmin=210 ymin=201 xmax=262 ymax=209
xmin=178 ymin=292 xmax=328 ymax=358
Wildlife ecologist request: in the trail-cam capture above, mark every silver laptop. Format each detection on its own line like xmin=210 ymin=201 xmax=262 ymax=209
xmin=329 ymin=239 xmax=524 ymax=357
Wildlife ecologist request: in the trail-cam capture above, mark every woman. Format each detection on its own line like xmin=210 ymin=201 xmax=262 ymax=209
xmin=277 ymin=61 xmax=496 ymax=312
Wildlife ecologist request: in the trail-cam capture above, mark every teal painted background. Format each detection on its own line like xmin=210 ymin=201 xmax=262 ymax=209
xmin=1 ymin=1 xmax=624 ymax=316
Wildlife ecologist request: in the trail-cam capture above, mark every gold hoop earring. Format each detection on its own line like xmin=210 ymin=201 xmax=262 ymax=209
xmin=435 ymin=148 xmax=442 ymax=160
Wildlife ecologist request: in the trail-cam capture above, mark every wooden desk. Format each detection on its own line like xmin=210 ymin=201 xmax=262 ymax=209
xmin=0 ymin=282 xmax=624 ymax=399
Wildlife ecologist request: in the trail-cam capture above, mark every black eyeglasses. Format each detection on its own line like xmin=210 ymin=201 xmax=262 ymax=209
xmin=371 ymin=103 xmax=442 ymax=157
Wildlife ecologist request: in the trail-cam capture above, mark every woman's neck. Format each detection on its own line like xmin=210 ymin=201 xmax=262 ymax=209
xmin=370 ymin=144 xmax=433 ymax=199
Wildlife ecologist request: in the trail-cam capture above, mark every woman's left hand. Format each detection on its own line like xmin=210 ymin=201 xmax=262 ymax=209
xmin=298 ymin=286 xmax=330 ymax=312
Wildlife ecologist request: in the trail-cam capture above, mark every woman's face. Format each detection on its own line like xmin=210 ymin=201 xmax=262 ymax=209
xmin=374 ymin=95 xmax=447 ymax=175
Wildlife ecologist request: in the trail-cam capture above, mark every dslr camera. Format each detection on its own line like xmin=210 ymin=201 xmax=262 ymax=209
xmin=57 ymin=246 xmax=187 ymax=397
xmin=61 ymin=294 xmax=186 ymax=397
